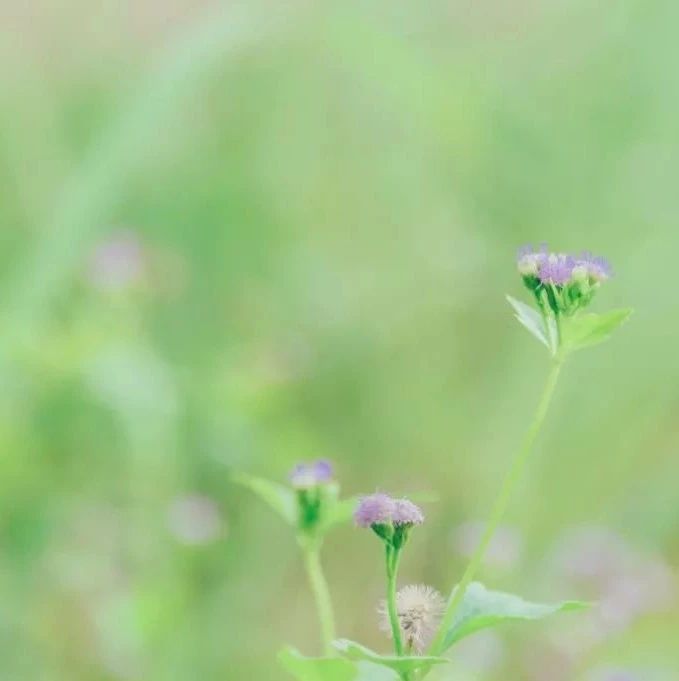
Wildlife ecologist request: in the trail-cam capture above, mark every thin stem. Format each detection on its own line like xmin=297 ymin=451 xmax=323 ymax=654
xmin=385 ymin=545 xmax=404 ymax=656
xmin=386 ymin=545 xmax=413 ymax=681
xmin=303 ymin=545 xmax=337 ymax=656
xmin=428 ymin=359 xmax=564 ymax=657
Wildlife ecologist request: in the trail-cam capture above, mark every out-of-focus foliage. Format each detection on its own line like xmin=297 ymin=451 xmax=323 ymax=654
xmin=0 ymin=1 xmax=677 ymax=680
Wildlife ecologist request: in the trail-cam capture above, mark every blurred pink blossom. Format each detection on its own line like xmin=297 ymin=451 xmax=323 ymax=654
xmin=167 ymin=494 xmax=224 ymax=545
xmin=452 ymin=521 xmax=523 ymax=569
xmin=87 ymin=232 xmax=146 ymax=292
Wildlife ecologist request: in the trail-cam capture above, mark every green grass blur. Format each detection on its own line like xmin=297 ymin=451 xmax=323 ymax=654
xmin=0 ymin=2 xmax=677 ymax=679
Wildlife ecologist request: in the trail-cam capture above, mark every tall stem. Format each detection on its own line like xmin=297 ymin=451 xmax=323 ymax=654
xmin=303 ymin=546 xmax=336 ymax=656
xmin=385 ymin=545 xmax=405 ymax=656
xmin=428 ymin=359 xmax=564 ymax=657
xmin=386 ymin=545 xmax=412 ymax=681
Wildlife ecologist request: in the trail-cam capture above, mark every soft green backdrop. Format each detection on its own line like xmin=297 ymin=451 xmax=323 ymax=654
xmin=0 ymin=1 xmax=677 ymax=679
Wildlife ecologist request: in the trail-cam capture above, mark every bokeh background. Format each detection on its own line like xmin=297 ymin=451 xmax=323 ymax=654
xmin=1 ymin=1 xmax=677 ymax=679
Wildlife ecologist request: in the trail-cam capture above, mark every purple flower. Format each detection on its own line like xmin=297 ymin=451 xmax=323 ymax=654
xmin=289 ymin=459 xmax=334 ymax=488
xmin=354 ymin=493 xmax=424 ymax=527
xmin=538 ymin=253 xmax=576 ymax=286
xmin=392 ymin=498 xmax=424 ymax=526
xmin=354 ymin=493 xmax=395 ymax=527
xmin=574 ymin=252 xmax=612 ymax=282
xmin=516 ymin=244 xmax=548 ymax=276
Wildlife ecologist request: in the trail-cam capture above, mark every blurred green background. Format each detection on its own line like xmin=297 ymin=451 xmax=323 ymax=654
xmin=0 ymin=1 xmax=677 ymax=679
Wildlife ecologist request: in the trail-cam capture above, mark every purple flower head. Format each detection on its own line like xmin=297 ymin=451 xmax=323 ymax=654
xmin=289 ymin=459 xmax=334 ymax=489
xmin=393 ymin=498 xmax=425 ymax=526
xmin=538 ymin=253 xmax=576 ymax=286
xmin=354 ymin=493 xmax=424 ymax=528
xmin=516 ymin=243 xmax=548 ymax=276
xmin=354 ymin=493 xmax=396 ymax=527
xmin=574 ymin=252 xmax=612 ymax=282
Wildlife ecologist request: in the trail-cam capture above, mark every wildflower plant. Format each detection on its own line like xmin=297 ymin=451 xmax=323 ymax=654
xmin=238 ymin=246 xmax=632 ymax=681
xmin=233 ymin=459 xmax=355 ymax=655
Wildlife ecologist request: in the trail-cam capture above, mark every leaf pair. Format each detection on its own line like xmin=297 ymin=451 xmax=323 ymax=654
xmin=507 ymin=295 xmax=632 ymax=356
xmin=231 ymin=472 xmax=356 ymax=534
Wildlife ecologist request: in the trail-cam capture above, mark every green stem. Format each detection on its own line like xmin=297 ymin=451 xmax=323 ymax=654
xmin=385 ymin=545 xmax=405 ymax=657
xmin=303 ymin=545 xmax=336 ymax=656
xmin=554 ymin=311 xmax=563 ymax=352
xmin=428 ymin=359 xmax=564 ymax=657
xmin=386 ymin=545 xmax=412 ymax=681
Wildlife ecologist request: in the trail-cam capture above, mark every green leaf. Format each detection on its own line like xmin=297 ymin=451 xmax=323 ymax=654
xmin=333 ymin=639 xmax=448 ymax=675
xmin=279 ymin=648 xmax=358 ymax=681
xmin=507 ymin=295 xmax=550 ymax=350
xmin=441 ymin=582 xmax=589 ymax=651
xmin=561 ymin=308 xmax=633 ymax=353
xmin=231 ymin=472 xmax=296 ymax=525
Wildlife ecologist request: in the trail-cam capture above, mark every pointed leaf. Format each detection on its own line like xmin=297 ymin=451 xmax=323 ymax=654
xmin=279 ymin=648 xmax=357 ymax=681
xmin=561 ymin=308 xmax=633 ymax=353
xmin=333 ymin=639 xmax=448 ymax=675
xmin=231 ymin=472 xmax=296 ymax=525
xmin=441 ymin=582 xmax=588 ymax=651
xmin=507 ymin=295 xmax=550 ymax=350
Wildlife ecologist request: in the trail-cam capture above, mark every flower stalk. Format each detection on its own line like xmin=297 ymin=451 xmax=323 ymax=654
xmin=302 ymin=543 xmax=337 ymax=656
xmin=385 ymin=544 xmax=405 ymax=657
xmin=428 ymin=358 xmax=564 ymax=657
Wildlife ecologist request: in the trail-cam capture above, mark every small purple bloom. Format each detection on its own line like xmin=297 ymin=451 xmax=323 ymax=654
xmin=354 ymin=493 xmax=396 ymax=527
xmin=392 ymin=498 xmax=425 ymax=526
xmin=289 ymin=459 xmax=334 ymax=488
xmin=354 ymin=493 xmax=424 ymax=527
xmin=538 ymin=253 xmax=576 ymax=286
xmin=516 ymin=243 xmax=548 ymax=276
xmin=575 ymin=252 xmax=612 ymax=282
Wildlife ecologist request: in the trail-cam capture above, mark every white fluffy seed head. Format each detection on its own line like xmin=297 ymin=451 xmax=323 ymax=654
xmin=377 ymin=584 xmax=446 ymax=654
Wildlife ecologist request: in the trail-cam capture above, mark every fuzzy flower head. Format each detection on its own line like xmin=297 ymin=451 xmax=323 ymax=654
xmin=354 ymin=493 xmax=396 ymax=527
xmin=393 ymin=498 xmax=425 ymax=526
xmin=538 ymin=253 xmax=576 ymax=286
xmin=355 ymin=493 xmax=424 ymax=547
xmin=516 ymin=244 xmax=548 ymax=277
xmin=289 ymin=459 xmax=334 ymax=489
xmin=378 ymin=584 xmax=446 ymax=653
xmin=572 ymin=252 xmax=612 ymax=283
xmin=354 ymin=493 xmax=424 ymax=528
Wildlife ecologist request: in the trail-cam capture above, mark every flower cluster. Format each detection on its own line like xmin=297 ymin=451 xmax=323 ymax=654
xmin=354 ymin=493 xmax=424 ymax=528
xmin=289 ymin=459 xmax=334 ymax=489
xmin=378 ymin=584 xmax=446 ymax=653
xmin=517 ymin=245 xmax=611 ymax=316
xmin=355 ymin=492 xmax=424 ymax=548
xmin=289 ymin=459 xmax=337 ymax=537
